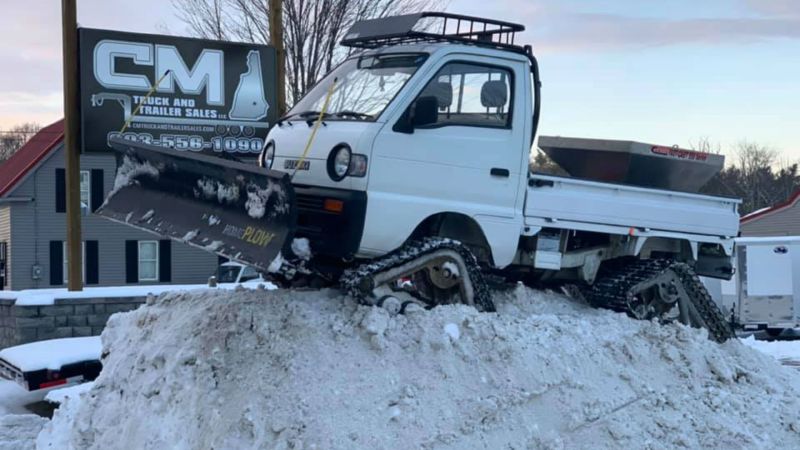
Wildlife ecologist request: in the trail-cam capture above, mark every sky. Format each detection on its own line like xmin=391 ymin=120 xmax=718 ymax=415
xmin=0 ymin=0 xmax=798 ymax=158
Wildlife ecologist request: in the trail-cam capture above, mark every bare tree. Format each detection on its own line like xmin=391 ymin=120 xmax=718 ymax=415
xmin=173 ymin=0 xmax=442 ymax=104
xmin=688 ymin=136 xmax=722 ymax=155
xmin=700 ymin=140 xmax=800 ymax=215
xmin=734 ymin=141 xmax=779 ymax=211
xmin=0 ymin=123 xmax=41 ymax=164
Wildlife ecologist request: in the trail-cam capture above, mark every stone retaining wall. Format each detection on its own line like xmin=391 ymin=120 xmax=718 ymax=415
xmin=0 ymin=297 xmax=146 ymax=350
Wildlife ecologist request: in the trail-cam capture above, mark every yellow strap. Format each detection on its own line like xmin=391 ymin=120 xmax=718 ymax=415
xmin=292 ymin=78 xmax=337 ymax=179
xmin=119 ymin=70 xmax=173 ymax=133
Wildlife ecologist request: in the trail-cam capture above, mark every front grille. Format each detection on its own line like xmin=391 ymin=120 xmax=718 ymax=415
xmin=296 ymin=193 xmax=325 ymax=210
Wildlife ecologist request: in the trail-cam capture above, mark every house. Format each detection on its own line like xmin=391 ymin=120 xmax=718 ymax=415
xmin=0 ymin=120 xmax=220 ymax=290
xmin=740 ymin=190 xmax=800 ymax=237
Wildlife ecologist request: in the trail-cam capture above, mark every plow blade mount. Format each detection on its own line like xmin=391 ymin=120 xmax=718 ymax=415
xmin=99 ymin=136 xmax=296 ymax=273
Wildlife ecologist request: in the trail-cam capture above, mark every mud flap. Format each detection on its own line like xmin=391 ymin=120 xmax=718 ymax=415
xmin=98 ymin=136 xmax=295 ymax=273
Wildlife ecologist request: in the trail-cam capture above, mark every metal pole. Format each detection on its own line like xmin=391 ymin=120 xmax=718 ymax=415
xmin=268 ymin=0 xmax=286 ymax=116
xmin=62 ymin=0 xmax=82 ymax=291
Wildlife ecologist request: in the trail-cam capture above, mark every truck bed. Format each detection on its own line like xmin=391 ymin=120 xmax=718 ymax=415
xmin=525 ymin=173 xmax=740 ymax=241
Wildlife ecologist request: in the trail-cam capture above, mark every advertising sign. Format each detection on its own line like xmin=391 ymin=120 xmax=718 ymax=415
xmin=79 ymin=28 xmax=277 ymax=155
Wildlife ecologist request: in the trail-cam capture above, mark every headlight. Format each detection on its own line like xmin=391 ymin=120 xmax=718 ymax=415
xmin=327 ymin=145 xmax=351 ymax=181
xmin=259 ymin=141 xmax=275 ymax=169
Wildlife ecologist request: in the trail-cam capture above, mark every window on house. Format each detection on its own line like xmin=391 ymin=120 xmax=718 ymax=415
xmin=62 ymin=241 xmax=86 ymax=284
xmin=80 ymin=170 xmax=90 ymax=216
xmin=138 ymin=241 xmax=159 ymax=281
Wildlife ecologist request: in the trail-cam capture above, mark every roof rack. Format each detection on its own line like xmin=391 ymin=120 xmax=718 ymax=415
xmin=341 ymin=12 xmax=527 ymax=54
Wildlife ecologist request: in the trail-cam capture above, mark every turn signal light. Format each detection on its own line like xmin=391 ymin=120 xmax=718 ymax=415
xmin=324 ymin=199 xmax=344 ymax=213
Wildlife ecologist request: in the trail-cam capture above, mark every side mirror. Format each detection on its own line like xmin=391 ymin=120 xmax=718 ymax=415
xmin=393 ymin=96 xmax=439 ymax=134
xmin=412 ymin=96 xmax=439 ymax=127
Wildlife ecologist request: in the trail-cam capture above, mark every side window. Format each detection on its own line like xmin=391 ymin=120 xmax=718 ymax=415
xmin=239 ymin=266 xmax=259 ymax=282
xmin=416 ymin=62 xmax=513 ymax=128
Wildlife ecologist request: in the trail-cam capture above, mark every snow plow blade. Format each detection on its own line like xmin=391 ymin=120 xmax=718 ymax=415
xmin=98 ymin=136 xmax=296 ymax=273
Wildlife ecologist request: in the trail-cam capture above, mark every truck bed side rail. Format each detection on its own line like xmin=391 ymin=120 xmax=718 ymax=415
xmin=525 ymin=174 xmax=741 ymax=239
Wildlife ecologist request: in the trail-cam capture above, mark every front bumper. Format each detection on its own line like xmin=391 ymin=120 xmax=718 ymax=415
xmin=293 ymin=186 xmax=367 ymax=259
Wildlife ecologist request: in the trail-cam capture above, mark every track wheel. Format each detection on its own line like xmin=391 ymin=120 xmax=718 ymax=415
xmin=590 ymin=259 xmax=734 ymax=342
xmin=341 ymin=238 xmax=495 ymax=312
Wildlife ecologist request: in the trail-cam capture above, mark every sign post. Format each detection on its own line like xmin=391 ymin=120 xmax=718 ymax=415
xmin=62 ymin=0 xmax=82 ymax=291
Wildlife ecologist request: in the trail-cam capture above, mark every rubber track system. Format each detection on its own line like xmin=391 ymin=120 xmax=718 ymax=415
xmin=588 ymin=259 xmax=734 ymax=343
xmin=340 ymin=238 xmax=495 ymax=312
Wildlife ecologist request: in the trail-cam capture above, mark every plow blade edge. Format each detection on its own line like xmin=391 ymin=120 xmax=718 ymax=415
xmin=98 ymin=136 xmax=296 ymax=273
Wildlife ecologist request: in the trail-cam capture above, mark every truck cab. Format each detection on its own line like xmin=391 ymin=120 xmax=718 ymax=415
xmin=262 ymin=37 xmax=536 ymax=268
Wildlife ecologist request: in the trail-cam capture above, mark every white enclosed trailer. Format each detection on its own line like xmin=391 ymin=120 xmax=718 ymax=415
xmin=736 ymin=237 xmax=800 ymax=331
xmin=704 ymin=237 xmax=800 ymax=332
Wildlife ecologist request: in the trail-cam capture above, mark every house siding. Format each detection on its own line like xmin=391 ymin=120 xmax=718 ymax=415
xmin=740 ymin=202 xmax=800 ymax=237
xmin=0 ymin=206 xmax=10 ymax=290
xmin=5 ymin=145 xmax=218 ymax=290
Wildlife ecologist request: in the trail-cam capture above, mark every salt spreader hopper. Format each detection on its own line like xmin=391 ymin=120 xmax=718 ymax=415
xmin=538 ymin=136 xmax=724 ymax=193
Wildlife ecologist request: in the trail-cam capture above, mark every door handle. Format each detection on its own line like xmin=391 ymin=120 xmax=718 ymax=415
xmin=490 ymin=168 xmax=510 ymax=177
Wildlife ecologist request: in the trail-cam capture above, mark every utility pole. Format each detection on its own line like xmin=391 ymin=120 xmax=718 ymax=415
xmin=268 ymin=0 xmax=286 ymax=116
xmin=62 ymin=0 xmax=82 ymax=291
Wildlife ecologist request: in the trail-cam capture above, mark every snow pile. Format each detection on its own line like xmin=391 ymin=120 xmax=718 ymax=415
xmin=0 ymin=415 xmax=47 ymax=450
xmin=39 ymin=286 xmax=800 ymax=449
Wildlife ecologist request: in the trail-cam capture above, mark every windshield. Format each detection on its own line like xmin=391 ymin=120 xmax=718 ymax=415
xmin=217 ymin=265 xmax=240 ymax=283
xmin=288 ymin=53 xmax=428 ymax=121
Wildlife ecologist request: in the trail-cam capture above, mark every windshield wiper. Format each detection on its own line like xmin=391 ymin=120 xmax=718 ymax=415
xmin=280 ymin=110 xmax=324 ymax=122
xmin=334 ymin=111 xmax=374 ymax=120
xmin=278 ymin=110 xmax=333 ymax=127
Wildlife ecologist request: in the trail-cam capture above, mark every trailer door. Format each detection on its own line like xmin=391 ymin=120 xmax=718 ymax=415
xmin=747 ymin=244 xmax=793 ymax=296
xmin=740 ymin=242 xmax=796 ymax=327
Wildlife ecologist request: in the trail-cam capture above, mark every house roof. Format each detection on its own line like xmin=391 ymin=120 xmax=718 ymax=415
xmin=0 ymin=119 xmax=64 ymax=197
xmin=740 ymin=190 xmax=800 ymax=224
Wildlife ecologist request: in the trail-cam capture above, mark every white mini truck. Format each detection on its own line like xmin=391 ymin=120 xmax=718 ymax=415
xmin=99 ymin=13 xmax=740 ymax=341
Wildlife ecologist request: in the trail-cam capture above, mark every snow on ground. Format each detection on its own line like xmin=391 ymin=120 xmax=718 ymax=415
xmin=44 ymin=382 xmax=95 ymax=405
xmin=0 ymin=337 xmax=101 ymax=372
xmin=34 ymin=285 xmax=800 ymax=449
xmin=8 ymin=280 xmax=276 ymax=306
xmin=741 ymin=336 xmax=800 ymax=363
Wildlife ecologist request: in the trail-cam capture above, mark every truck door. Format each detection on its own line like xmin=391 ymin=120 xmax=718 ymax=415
xmin=364 ymin=57 xmax=528 ymax=266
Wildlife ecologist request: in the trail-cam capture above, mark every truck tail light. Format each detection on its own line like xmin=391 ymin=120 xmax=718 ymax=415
xmin=39 ymin=378 xmax=67 ymax=389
